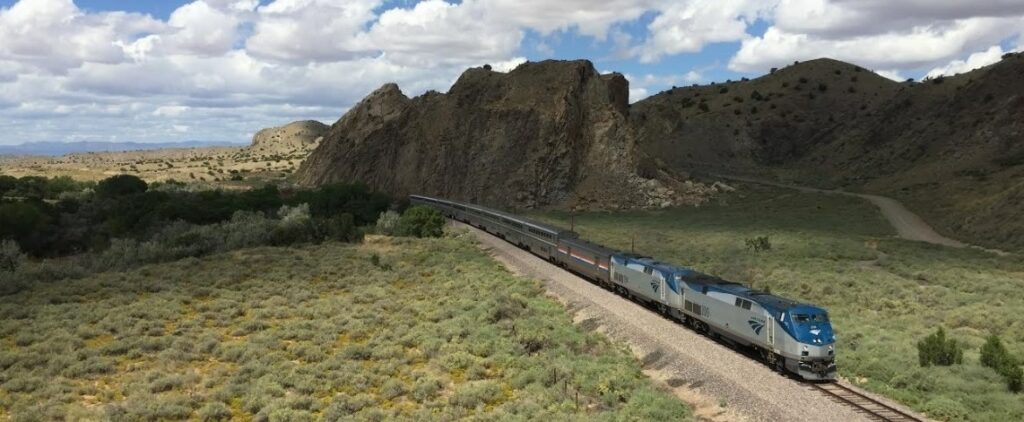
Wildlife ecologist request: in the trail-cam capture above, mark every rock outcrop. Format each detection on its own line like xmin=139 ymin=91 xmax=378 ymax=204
xmin=249 ymin=120 xmax=328 ymax=154
xmin=297 ymin=60 xmax=705 ymax=209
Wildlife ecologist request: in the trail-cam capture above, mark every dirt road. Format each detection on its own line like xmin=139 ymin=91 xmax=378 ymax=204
xmin=454 ymin=221 xmax=900 ymax=422
xmin=717 ymin=175 xmax=1010 ymax=254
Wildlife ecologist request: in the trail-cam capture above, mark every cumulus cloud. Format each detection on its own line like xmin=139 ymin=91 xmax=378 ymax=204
xmin=731 ymin=0 xmax=1024 ymax=72
xmin=1 ymin=0 xmax=1023 ymax=145
xmin=636 ymin=0 xmax=769 ymax=63
xmin=0 ymin=0 xmax=164 ymax=74
xmin=245 ymin=0 xmax=380 ymax=63
xmin=362 ymin=0 xmax=523 ymax=67
xmin=925 ymin=45 xmax=1011 ymax=78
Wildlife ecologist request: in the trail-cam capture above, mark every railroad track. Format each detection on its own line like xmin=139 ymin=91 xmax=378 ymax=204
xmin=811 ymin=382 xmax=925 ymax=421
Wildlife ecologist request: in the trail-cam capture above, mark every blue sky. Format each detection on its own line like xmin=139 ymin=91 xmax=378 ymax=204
xmin=0 ymin=0 xmax=1021 ymax=144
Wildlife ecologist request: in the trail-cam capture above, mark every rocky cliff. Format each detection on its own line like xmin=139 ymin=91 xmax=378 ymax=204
xmin=297 ymin=60 xmax=708 ymax=209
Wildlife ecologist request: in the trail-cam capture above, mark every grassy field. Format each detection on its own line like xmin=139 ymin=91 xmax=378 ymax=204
xmin=0 ymin=232 xmax=689 ymax=421
xmin=531 ymin=184 xmax=1024 ymax=422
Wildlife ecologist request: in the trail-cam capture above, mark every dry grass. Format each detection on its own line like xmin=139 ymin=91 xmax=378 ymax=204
xmin=0 ymin=230 xmax=690 ymax=421
xmin=0 ymin=144 xmax=314 ymax=188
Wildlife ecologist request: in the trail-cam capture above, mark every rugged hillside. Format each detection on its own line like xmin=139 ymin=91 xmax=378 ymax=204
xmin=632 ymin=58 xmax=902 ymax=174
xmin=248 ymin=120 xmax=328 ymax=154
xmin=633 ymin=55 xmax=1024 ymax=250
xmin=298 ymin=60 xmax=710 ymax=209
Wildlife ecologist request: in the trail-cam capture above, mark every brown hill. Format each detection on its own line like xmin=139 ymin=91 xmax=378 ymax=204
xmin=632 ymin=55 xmax=1024 ymax=250
xmin=631 ymin=58 xmax=902 ymax=173
xmin=248 ymin=120 xmax=328 ymax=154
xmin=297 ymin=60 xmax=714 ymax=209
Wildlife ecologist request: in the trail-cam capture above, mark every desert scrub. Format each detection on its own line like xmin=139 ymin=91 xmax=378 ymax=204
xmin=531 ymin=184 xmax=1024 ymax=421
xmin=0 ymin=234 xmax=690 ymax=420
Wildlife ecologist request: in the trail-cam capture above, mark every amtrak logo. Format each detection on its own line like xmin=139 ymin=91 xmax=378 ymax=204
xmin=748 ymin=318 xmax=765 ymax=335
xmin=650 ymin=280 xmax=659 ymax=292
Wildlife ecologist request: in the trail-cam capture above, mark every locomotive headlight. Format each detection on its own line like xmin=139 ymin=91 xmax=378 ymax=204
xmin=828 ymin=345 xmax=834 ymax=351
xmin=802 ymin=345 xmax=808 ymax=352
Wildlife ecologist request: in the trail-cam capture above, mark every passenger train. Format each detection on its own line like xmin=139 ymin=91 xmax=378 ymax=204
xmin=410 ymin=194 xmax=837 ymax=380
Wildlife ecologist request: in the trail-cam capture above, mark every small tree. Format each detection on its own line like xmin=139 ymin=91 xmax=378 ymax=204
xmin=980 ymin=334 xmax=1023 ymax=393
xmin=917 ymin=327 xmax=963 ymax=367
xmin=981 ymin=335 xmax=1014 ymax=370
xmin=376 ymin=210 xmax=401 ymax=235
xmin=96 ymin=174 xmax=148 ymax=198
xmin=320 ymin=213 xmax=363 ymax=243
xmin=1006 ymin=365 xmax=1023 ymax=393
xmin=0 ymin=239 xmax=25 ymax=273
xmin=397 ymin=206 xmax=444 ymax=238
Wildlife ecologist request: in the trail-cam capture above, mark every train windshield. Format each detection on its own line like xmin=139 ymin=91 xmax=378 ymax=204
xmin=792 ymin=313 xmax=829 ymax=324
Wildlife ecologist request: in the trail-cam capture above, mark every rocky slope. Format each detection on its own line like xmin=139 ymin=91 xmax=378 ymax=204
xmin=248 ymin=120 xmax=328 ymax=154
xmin=298 ymin=60 xmax=714 ymax=209
xmin=632 ymin=55 xmax=1024 ymax=250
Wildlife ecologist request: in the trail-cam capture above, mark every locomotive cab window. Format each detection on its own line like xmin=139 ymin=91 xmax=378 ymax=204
xmin=643 ymin=267 xmax=653 ymax=275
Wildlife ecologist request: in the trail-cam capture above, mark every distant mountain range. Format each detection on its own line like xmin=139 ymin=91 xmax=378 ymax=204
xmin=0 ymin=141 xmax=247 ymax=157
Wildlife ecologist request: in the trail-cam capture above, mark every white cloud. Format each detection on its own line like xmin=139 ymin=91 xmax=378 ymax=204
xmin=0 ymin=0 xmax=1023 ymax=145
xmin=637 ymin=0 xmax=769 ymax=63
xmin=363 ymin=0 xmax=523 ymax=67
xmin=162 ymin=1 xmax=244 ymax=56
xmin=875 ymin=69 xmax=906 ymax=82
xmin=925 ymin=45 xmax=1008 ymax=78
xmin=731 ymin=0 xmax=1024 ymax=72
xmin=154 ymin=105 xmax=191 ymax=117
xmin=730 ymin=16 xmax=1023 ymax=72
xmin=245 ymin=0 xmax=380 ymax=63
xmin=0 ymin=0 xmax=164 ymax=74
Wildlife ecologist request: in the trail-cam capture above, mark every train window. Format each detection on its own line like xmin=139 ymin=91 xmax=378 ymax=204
xmin=643 ymin=267 xmax=653 ymax=275
xmin=793 ymin=314 xmax=810 ymax=323
xmin=734 ymin=298 xmax=743 ymax=307
xmin=741 ymin=300 xmax=751 ymax=310
xmin=811 ymin=314 xmax=829 ymax=322
xmin=701 ymin=286 xmax=708 ymax=295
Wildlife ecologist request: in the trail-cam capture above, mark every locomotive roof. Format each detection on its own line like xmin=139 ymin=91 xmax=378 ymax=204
xmin=677 ymin=270 xmax=804 ymax=314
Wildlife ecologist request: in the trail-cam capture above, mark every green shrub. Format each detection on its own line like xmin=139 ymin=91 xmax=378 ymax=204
xmin=449 ymin=380 xmax=501 ymax=409
xmin=96 ymin=174 xmax=148 ymax=198
xmin=197 ymin=402 xmax=232 ymax=421
xmin=744 ymin=236 xmax=771 ymax=252
xmin=1 ymin=239 xmax=24 ymax=273
xmin=319 ymin=213 xmax=362 ymax=243
xmin=1006 ymin=365 xmax=1023 ymax=393
xmin=922 ymin=396 xmax=969 ymax=421
xmin=397 ymin=206 xmax=444 ymax=238
xmin=981 ymin=335 xmax=1023 ymax=392
xmin=375 ymin=210 xmax=401 ymax=235
xmin=917 ymin=327 xmax=963 ymax=367
xmin=271 ymin=204 xmax=315 ymax=245
xmin=981 ymin=335 xmax=1014 ymax=370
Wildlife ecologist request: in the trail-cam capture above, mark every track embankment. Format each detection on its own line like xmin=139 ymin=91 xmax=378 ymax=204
xmin=455 ymin=221 xmax=902 ymax=422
